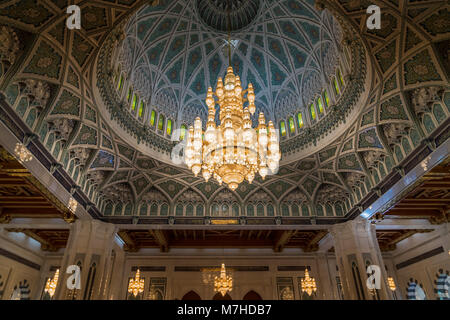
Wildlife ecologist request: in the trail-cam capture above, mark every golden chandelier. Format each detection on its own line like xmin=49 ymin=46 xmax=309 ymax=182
xmin=128 ymin=269 xmax=145 ymax=297
xmin=185 ymin=66 xmax=280 ymax=191
xmin=214 ymin=263 xmax=233 ymax=296
xmin=44 ymin=269 xmax=59 ymax=298
xmin=388 ymin=277 xmax=396 ymax=291
xmin=301 ymin=269 xmax=317 ymax=296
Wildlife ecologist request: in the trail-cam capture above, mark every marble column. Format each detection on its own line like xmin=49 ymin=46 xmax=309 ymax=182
xmin=330 ymin=217 xmax=393 ymax=300
xmin=54 ymin=219 xmax=117 ymax=300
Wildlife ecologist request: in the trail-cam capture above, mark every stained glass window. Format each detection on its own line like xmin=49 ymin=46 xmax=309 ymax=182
xmin=131 ymin=94 xmax=138 ymax=110
xmin=166 ymin=119 xmax=172 ymax=135
xmin=324 ymin=90 xmax=329 ymax=107
xmin=317 ymin=97 xmax=323 ymax=113
xmin=138 ymin=101 xmax=145 ymax=117
xmin=310 ymin=104 xmax=316 ymax=120
xmin=337 ymin=69 xmax=344 ymax=87
xmin=180 ymin=124 xmax=186 ymax=140
xmin=117 ymin=75 xmax=124 ymax=92
xmin=288 ymin=117 xmax=295 ymax=133
xmin=297 ymin=113 xmax=303 ymax=128
xmin=150 ymin=110 xmax=156 ymax=126
xmin=280 ymin=121 xmax=286 ymax=136
xmin=158 ymin=115 xmax=164 ymax=131
xmin=333 ymin=78 xmax=340 ymax=95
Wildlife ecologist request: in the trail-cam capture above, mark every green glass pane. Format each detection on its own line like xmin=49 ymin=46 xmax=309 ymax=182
xmin=180 ymin=125 xmax=186 ymax=140
xmin=310 ymin=104 xmax=316 ymax=120
xmin=280 ymin=121 xmax=286 ymax=136
xmin=324 ymin=90 xmax=329 ymax=107
xmin=139 ymin=101 xmax=145 ymax=117
xmin=338 ymin=69 xmax=344 ymax=87
xmin=317 ymin=97 xmax=323 ymax=113
xmin=127 ymin=87 xmax=133 ymax=102
xmin=158 ymin=115 xmax=164 ymax=130
xmin=334 ymin=78 xmax=340 ymax=95
xmin=150 ymin=110 xmax=156 ymax=126
xmin=297 ymin=113 xmax=303 ymax=128
xmin=131 ymin=94 xmax=138 ymax=110
xmin=288 ymin=117 xmax=295 ymax=133
xmin=167 ymin=119 xmax=172 ymax=135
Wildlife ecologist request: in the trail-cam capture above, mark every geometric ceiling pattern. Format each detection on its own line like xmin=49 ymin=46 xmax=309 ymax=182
xmin=0 ymin=0 xmax=449 ymax=225
xmin=120 ymin=0 xmax=342 ymax=123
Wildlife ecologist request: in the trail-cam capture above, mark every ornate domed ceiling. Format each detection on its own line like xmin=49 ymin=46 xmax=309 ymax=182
xmin=118 ymin=0 xmax=342 ymax=124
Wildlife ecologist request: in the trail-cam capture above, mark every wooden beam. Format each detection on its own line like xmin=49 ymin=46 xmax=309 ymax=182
xmin=303 ymin=231 xmax=328 ymax=252
xmin=6 ymin=228 xmax=57 ymax=251
xmin=149 ymin=230 xmax=169 ymax=252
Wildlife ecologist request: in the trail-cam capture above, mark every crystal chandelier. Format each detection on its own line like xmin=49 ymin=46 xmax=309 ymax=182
xmin=128 ymin=269 xmax=145 ymax=297
xmin=184 ymin=66 xmax=280 ymax=190
xmin=301 ymin=269 xmax=317 ymax=296
xmin=388 ymin=277 xmax=396 ymax=291
xmin=44 ymin=269 xmax=60 ymax=298
xmin=14 ymin=143 xmax=33 ymax=164
xmin=214 ymin=263 xmax=233 ymax=296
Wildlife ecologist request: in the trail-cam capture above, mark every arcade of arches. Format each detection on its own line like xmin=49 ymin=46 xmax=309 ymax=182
xmin=0 ymin=0 xmax=449 ymax=300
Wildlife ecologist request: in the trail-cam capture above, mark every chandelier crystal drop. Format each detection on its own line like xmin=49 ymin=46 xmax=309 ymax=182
xmin=14 ymin=143 xmax=33 ymax=164
xmin=68 ymin=197 xmax=78 ymax=213
xmin=214 ymin=263 xmax=233 ymax=296
xmin=44 ymin=269 xmax=60 ymax=298
xmin=128 ymin=269 xmax=145 ymax=297
xmin=185 ymin=66 xmax=280 ymax=191
xmin=301 ymin=269 xmax=317 ymax=296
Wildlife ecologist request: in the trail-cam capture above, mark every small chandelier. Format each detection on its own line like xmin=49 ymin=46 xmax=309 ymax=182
xmin=388 ymin=277 xmax=396 ymax=291
xmin=68 ymin=197 xmax=78 ymax=213
xmin=14 ymin=143 xmax=33 ymax=164
xmin=301 ymin=269 xmax=317 ymax=296
xmin=214 ymin=263 xmax=233 ymax=296
xmin=128 ymin=269 xmax=145 ymax=297
xmin=44 ymin=269 xmax=60 ymax=298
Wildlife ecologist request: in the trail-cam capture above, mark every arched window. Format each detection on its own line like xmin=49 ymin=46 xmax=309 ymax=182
xmin=150 ymin=203 xmax=158 ymax=216
xmin=351 ymin=262 xmax=365 ymax=300
xmin=158 ymin=115 xmax=165 ymax=131
xmin=435 ymin=269 xmax=450 ymax=300
xmin=232 ymin=203 xmax=239 ymax=216
xmin=333 ymin=77 xmax=340 ymax=96
xmin=407 ymin=279 xmax=427 ymax=300
xmin=297 ymin=113 xmax=303 ymax=128
xmin=160 ymin=203 xmax=169 ymax=216
xmin=167 ymin=119 xmax=173 ymax=136
xmin=337 ymin=68 xmax=344 ymax=88
xmin=247 ymin=204 xmax=254 ymax=216
xmin=150 ymin=110 xmax=156 ymax=127
xmin=267 ymin=204 xmax=274 ymax=216
xmin=257 ymin=203 xmax=264 ymax=216
xmin=138 ymin=101 xmax=145 ymax=118
xmin=176 ymin=204 xmax=183 ymax=216
xmin=288 ymin=117 xmax=295 ymax=134
xmin=186 ymin=204 xmax=194 ymax=216
xmin=180 ymin=124 xmax=187 ymax=140
xmin=127 ymin=87 xmax=133 ymax=102
xmin=131 ymin=93 xmax=138 ymax=111
xmin=196 ymin=204 xmax=204 ymax=216
xmin=310 ymin=104 xmax=316 ymax=120
xmin=281 ymin=203 xmax=289 ymax=216
xmin=317 ymin=97 xmax=323 ymax=113
xmin=279 ymin=121 xmax=286 ymax=137
xmin=323 ymin=90 xmax=329 ymax=107
xmin=117 ymin=74 xmax=124 ymax=92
